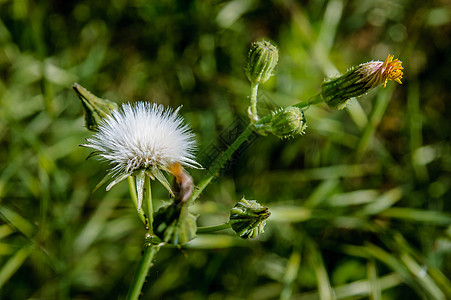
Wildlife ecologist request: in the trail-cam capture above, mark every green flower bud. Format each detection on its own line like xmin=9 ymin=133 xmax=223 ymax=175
xmin=321 ymin=54 xmax=404 ymax=110
xmin=321 ymin=68 xmax=370 ymax=110
xmin=229 ymin=197 xmax=270 ymax=239
xmin=266 ymin=107 xmax=307 ymax=139
xmin=246 ymin=40 xmax=279 ymax=85
xmin=73 ymin=82 xmax=118 ymax=131
xmin=153 ymin=203 xmax=197 ymax=245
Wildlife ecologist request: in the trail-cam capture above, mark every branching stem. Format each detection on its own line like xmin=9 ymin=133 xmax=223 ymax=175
xmin=127 ymin=92 xmax=325 ymax=298
xmin=189 ymin=95 xmax=323 ymax=204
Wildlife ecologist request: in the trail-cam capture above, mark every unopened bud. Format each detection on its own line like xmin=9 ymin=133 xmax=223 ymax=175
xmin=153 ymin=203 xmax=197 ymax=245
xmin=229 ymin=197 xmax=270 ymax=239
xmin=321 ymin=54 xmax=404 ymax=109
xmin=246 ymin=40 xmax=279 ymax=85
xmin=265 ymin=107 xmax=307 ymax=139
xmin=73 ymin=83 xmax=118 ymax=131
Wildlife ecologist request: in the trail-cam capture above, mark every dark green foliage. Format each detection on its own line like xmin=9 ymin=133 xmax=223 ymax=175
xmin=0 ymin=0 xmax=450 ymax=299
xmin=153 ymin=203 xmax=197 ymax=245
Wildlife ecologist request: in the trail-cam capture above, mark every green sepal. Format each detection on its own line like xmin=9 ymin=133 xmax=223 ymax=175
xmin=229 ymin=197 xmax=270 ymax=239
xmin=153 ymin=203 xmax=197 ymax=245
xmin=265 ymin=106 xmax=307 ymax=139
xmin=246 ymin=40 xmax=279 ymax=85
xmin=73 ymin=82 xmax=118 ymax=131
xmin=148 ymin=167 xmax=174 ymax=197
xmin=321 ymin=67 xmax=372 ymax=110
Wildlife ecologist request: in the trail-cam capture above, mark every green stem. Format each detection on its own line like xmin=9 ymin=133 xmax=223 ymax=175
xmin=197 ymin=223 xmax=231 ymax=233
xmin=126 ymin=91 xmax=325 ymax=299
xmin=189 ymin=125 xmax=253 ymax=205
xmin=127 ymin=176 xmax=157 ymax=299
xmin=144 ymin=177 xmax=153 ymax=233
xmin=128 ymin=176 xmax=147 ymax=226
xmin=293 ymin=93 xmax=324 ymax=109
xmin=125 ymin=242 xmax=162 ymax=300
xmin=190 ymin=94 xmax=323 ymax=204
xmin=249 ymin=82 xmax=260 ymax=121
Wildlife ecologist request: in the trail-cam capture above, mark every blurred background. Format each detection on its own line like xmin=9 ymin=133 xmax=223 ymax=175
xmin=1 ymin=0 xmax=450 ymax=299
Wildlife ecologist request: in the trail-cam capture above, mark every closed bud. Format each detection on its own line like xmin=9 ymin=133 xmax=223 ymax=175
xmin=321 ymin=54 xmax=404 ymax=109
xmin=73 ymin=83 xmax=118 ymax=131
xmin=265 ymin=107 xmax=307 ymax=139
xmin=246 ymin=40 xmax=279 ymax=85
xmin=153 ymin=203 xmax=197 ymax=245
xmin=229 ymin=197 xmax=270 ymax=239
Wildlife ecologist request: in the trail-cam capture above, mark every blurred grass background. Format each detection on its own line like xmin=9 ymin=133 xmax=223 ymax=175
xmin=1 ymin=0 xmax=450 ymax=299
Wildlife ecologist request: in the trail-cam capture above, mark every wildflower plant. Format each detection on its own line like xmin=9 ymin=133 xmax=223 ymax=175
xmin=1 ymin=1 xmax=450 ymax=298
xmin=74 ymin=40 xmax=408 ymax=299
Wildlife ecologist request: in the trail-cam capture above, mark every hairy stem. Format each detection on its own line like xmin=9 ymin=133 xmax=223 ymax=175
xmin=125 ymin=242 xmax=162 ymax=300
xmin=127 ymin=180 xmax=157 ymax=299
xmin=248 ymin=82 xmax=260 ymax=121
xmin=190 ymin=94 xmax=323 ymax=204
xmin=293 ymin=93 xmax=324 ymax=109
xmin=144 ymin=177 xmax=153 ymax=233
xmin=127 ymin=93 xmax=325 ymax=298
xmin=189 ymin=125 xmax=253 ymax=205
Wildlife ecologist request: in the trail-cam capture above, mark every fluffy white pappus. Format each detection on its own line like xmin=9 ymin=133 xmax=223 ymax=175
xmin=84 ymin=101 xmax=201 ymax=178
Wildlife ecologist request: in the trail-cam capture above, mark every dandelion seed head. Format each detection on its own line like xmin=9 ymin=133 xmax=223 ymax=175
xmin=84 ymin=101 xmax=200 ymax=178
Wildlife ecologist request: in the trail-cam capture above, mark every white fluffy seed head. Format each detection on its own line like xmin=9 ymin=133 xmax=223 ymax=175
xmin=84 ymin=101 xmax=200 ymax=176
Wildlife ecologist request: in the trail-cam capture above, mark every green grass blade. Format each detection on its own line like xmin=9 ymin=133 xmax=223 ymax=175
xmin=362 ymin=187 xmax=403 ymax=215
xmin=400 ymin=252 xmax=445 ymax=300
xmin=308 ymin=240 xmax=335 ymax=300
xmin=408 ymin=79 xmax=428 ymax=181
xmin=379 ymin=208 xmax=451 ymax=225
xmin=367 ymin=260 xmax=381 ymax=300
xmin=280 ymin=249 xmax=301 ymax=300
xmin=304 ymin=179 xmax=339 ymax=208
xmin=356 ymin=86 xmax=393 ymax=159
xmin=0 ymin=204 xmax=35 ymax=239
xmin=0 ymin=243 xmax=34 ymax=289
xmin=293 ymin=273 xmax=402 ymax=300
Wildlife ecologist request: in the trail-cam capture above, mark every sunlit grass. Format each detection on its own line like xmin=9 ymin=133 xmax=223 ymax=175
xmin=1 ymin=0 xmax=450 ymax=299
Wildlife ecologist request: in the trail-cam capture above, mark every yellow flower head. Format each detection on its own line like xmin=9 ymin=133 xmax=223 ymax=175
xmin=321 ymin=54 xmax=404 ymax=109
xmin=384 ymin=54 xmax=404 ymax=86
xmin=359 ymin=54 xmax=404 ymax=88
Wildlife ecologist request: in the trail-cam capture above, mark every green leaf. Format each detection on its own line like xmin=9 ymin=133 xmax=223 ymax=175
xmin=0 ymin=243 xmax=34 ymax=289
